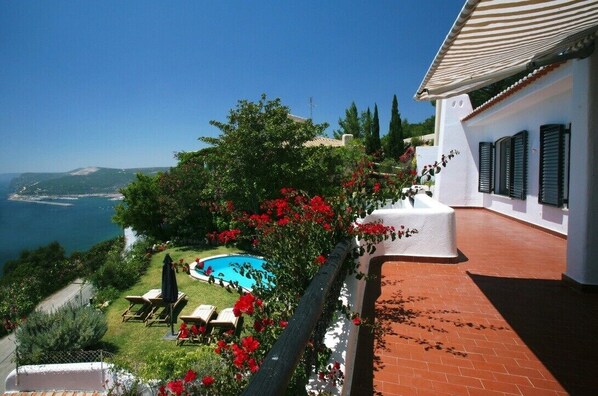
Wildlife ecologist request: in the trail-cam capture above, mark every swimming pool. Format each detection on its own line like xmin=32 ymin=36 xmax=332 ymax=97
xmin=190 ymin=254 xmax=268 ymax=290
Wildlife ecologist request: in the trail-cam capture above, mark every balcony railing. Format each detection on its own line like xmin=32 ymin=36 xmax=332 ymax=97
xmin=242 ymin=239 xmax=352 ymax=395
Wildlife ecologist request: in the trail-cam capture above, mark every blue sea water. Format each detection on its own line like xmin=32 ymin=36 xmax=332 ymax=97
xmin=0 ymin=176 xmax=124 ymax=275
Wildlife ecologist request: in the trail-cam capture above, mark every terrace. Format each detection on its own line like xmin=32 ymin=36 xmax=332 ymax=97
xmin=352 ymin=208 xmax=598 ymax=395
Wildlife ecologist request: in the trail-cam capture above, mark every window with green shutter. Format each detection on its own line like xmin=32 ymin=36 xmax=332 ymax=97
xmin=478 ymin=130 xmax=528 ymax=200
xmin=539 ymin=124 xmax=569 ymax=207
xmin=478 ymin=142 xmax=494 ymax=193
xmin=509 ymin=131 xmax=528 ymax=200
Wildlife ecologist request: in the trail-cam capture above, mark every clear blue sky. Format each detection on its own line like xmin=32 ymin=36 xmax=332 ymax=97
xmin=0 ymin=1 xmax=464 ymax=173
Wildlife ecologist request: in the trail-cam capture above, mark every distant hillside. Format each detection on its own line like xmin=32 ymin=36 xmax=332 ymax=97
xmin=9 ymin=167 xmax=169 ymax=196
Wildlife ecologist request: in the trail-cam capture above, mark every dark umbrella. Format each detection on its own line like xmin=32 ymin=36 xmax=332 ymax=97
xmin=161 ymin=253 xmax=179 ymax=336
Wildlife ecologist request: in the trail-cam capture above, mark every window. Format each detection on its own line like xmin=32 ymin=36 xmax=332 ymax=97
xmin=478 ymin=130 xmax=528 ymax=199
xmin=478 ymin=142 xmax=493 ymax=193
xmin=539 ymin=124 xmax=570 ymax=207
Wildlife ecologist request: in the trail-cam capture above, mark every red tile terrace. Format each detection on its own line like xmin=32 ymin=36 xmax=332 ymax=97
xmin=352 ymin=208 xmax=598 ymax=396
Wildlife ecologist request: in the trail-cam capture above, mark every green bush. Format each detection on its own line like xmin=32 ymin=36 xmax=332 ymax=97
xmin=16 ymin=304 xmax=107 ymax=365
xmin=90 ymin=240 xmax=150 ymax=291
xmin=134 ymin=347 xmax=225 ymax=382
xmin=0 ymin=277 xmax=42 ymax=337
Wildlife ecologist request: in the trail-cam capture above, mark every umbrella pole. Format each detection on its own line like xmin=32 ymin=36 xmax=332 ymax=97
xmin=170 ymin=303 xmax=175 ymax=335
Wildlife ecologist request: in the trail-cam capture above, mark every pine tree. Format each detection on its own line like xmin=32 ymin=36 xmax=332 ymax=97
xmin=334 ymin=102 xmax=361 ymax=139
xmin=362 ymin=107 xmax=373 ymax=154
xmin=386 ymin=95 xmax=404 ymax=160
xmin=372 ymin=104 xmax=382 ymax=155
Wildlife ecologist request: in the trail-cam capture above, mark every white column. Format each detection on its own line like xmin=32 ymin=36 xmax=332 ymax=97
xmin=564 ymin=51 xmax=598 ymax=288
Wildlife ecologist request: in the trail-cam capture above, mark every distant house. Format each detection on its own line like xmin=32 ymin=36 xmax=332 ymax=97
xmin=415 ymin=0 xmax=598 ymax=290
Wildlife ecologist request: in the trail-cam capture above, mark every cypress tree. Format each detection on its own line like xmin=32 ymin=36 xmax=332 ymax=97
xmin=372 ymin=104 xmax=381 ymax=155
xmin=386 ymin=95 xmax=404 ymax=160
xmin=362 ymin=107 xmax=373 ymax=154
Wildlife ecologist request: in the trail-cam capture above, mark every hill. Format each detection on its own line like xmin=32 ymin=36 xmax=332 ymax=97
xmin=9 ymin=167 xmax=169 ymax=196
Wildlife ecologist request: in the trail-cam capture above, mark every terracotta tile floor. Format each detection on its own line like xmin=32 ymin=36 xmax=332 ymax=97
xmin=352 ymin=209 xmax=598 ymax=396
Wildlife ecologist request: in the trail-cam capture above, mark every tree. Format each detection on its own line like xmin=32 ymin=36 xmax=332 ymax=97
xmin=385 ymin=95 xmax=404 ymax=160
xmin=113 ymin=173 xmax=166 ymax=240
xmin=158 ymin=157 xmax=214 ymax=243
xmin=199 ymin=95 xmax=329 ymax=212
xmin=362 ymin=108 xmax=373 ymax=154
xmin=333 ymin=102 xmax=361 ymax=139
xmin=371 ymin=104 xmax=382 ymax=156
xmin=468 ymin=71 xmax=529 ymax=108
xmin=402 ymin=115 xmax=435 ymax=139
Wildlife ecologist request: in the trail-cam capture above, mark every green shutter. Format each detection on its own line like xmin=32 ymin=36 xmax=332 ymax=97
xmin=478 ymin=142 xmax=494 ymax=193
xmin=539 ymin=124 xmax=566 ymax=207
xmin=509 ymin=130 xmax=528 ymax=200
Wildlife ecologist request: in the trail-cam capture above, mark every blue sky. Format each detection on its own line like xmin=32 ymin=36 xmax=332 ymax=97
xmin=0 ymin=1 xmax=464 ymax=173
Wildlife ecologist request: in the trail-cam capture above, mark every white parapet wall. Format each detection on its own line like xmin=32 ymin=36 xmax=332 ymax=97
xmin=5 ymin=363 xmax=111 ymax=392
xmin=362 ymin=193 xmax=457 ymax=259
xmin=4 ymin=362 xmax=152 ymax=395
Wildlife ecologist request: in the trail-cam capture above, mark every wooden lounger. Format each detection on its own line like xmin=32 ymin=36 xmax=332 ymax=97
xmin=177 ymin=304 xmax=217 ymax=345
xmin=121 ymin=289 xmax=161 ymax=322
xmin=180 ymin=304 xmax=217 ymax=325
xmin=209 ymin=307 xmax=240 ymax=335
xmin=144 ymin=291 xmax=187 ymax=327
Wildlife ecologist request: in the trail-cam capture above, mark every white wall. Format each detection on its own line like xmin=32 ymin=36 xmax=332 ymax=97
xmin=435 ymin=65 xmax=573 ymax=235
xmin=416 ymin=146 xmax=438 ymax=187
xmin=434 ymin=95 xmax=479 ymax=206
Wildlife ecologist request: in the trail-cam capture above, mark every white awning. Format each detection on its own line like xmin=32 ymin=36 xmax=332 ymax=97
xmin=415 ymin=0 xmax=598 ymax=101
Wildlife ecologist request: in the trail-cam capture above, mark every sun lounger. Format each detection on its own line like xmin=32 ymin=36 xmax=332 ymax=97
xmin=209 ymin=307 xmax=240 ymax=335
xmin=180 ymin=304 xmax=217 ymax=325
xmin=121 ymin=289 xmax=161 ymax=322
xmin=176 ymin=305 xmax=216 ymax=345
xmin=144 ymin=291 xmax=187 ymax=327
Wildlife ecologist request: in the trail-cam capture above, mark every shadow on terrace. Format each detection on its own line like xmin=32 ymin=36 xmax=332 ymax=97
xmin=352 ymin=209 xmax=598 ymax=396
xmin=469 ymin=273 xmax=598 ymax=395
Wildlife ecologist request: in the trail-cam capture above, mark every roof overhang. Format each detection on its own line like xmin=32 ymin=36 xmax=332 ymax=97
xmin=415 ymin=0 xmax=598 ymax=101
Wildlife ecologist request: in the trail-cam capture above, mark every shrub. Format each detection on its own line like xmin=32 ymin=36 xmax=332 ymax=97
xmin=16 ymin=304 xmax=107 ymax=365
xmin=134 ymin=347 xmax=224 ymax=383
xmin=0 ymin=277 xmax=42 ymax=337
xmin=90 ymin=239 xmax=150 ymax=291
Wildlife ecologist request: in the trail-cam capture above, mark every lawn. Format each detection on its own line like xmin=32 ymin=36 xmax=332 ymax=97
xmin=100 ymin=245 xmax=244 ymax=366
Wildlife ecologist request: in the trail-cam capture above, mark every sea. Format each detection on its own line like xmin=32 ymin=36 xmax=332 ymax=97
xmin=0 ymin=174 xmax=124 ymax=276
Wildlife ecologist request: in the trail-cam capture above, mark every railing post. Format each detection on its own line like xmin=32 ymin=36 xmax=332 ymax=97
xmin=242 ymin=239 xmax=351 ymax=395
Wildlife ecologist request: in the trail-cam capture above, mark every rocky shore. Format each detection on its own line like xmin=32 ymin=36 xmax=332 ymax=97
xmin=8 ymin=193 xmax=123 ymax=206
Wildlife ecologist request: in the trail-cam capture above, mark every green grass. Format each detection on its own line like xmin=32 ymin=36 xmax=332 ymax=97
xmin=100 ymin=245 xmax=243 ymax=363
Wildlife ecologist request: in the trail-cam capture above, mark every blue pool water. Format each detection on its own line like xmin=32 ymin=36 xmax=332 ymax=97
xmin=195 ymin=254 xmax=268 ymax=290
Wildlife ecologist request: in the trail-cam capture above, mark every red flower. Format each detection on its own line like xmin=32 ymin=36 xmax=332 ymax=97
xmin=279 ymin=320 xmax=288 ymax=328
xmin=233 ymin=293 xmax=257 ymax=316
xmin=184 ymin=369 xmax=197 ymax=383
xmin=201 ymin=375 xmax=215 ymax=387
xmin=315 ymin=255 xmax=326 ymax=266
xmin=248 ymin=358 xmax=260 ymax=373
xmin=352 ymin=315 xmax=362 ymax=326
xmin=373 ymin=182 xmax=381 ymax=193
xmin=158 ymin=385 xmax=167 ymax=396
xmin=167 ymin=379 xmax=184 ymax=396
xmin=241 ymin=335 xmax=260 ymax=353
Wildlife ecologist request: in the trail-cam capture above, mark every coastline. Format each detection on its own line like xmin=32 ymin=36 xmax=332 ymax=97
xmin=8 ymin=193 xmax=123 ymax=206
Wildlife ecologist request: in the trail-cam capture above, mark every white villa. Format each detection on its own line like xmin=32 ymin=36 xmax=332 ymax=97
xmin=416 ymin=0 xmax=598 ymax=291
